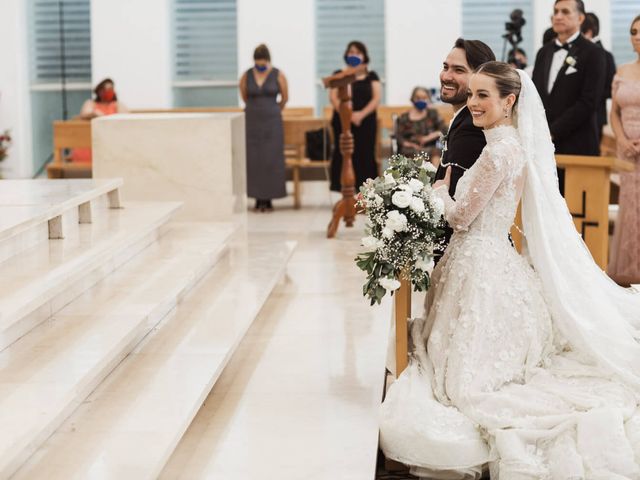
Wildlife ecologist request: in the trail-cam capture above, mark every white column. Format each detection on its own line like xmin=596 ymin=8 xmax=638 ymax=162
xmin=0 ymin=0 xmax=33 ymax=178
xmin=236 ymin=0 xmax=315 ymax=107
xmin=91 ymin=0 xmax=173 ymax=109
xmin=385 ymin=0 xmax=462 ymax=105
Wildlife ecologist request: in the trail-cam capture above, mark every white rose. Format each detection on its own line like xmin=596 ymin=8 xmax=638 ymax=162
xmin=361 ymin=236 xmax=381 ymax=251
xmin=415 ymin=256 xmax=435 ymax=274
xmin=379 ymin=277 xmax=401 ymax=291
xmin=386 ymin=210 xmax=408 ymax=232
xmin=422 ymin=161 xmax=437 ymax=173
xmin=432 ymin=196 xmax=445 ymax=217
xmin=391 ymin=190 xmax=412 ymax=209
xmin=373 ymin=194 xmax=384 ymax=206
xmin=384 ymin=173 xmax=396 ymax=185
xmin=382 ymin=227 xmax=394 ymax=239
xmin=408 ymin=179 xmax=424 ymax=193
xmin=410 ymin=197 xmax=425 ymax=213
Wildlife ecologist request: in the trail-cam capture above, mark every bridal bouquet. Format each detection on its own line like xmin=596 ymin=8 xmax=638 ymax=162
xmin=355 ymin=153 xmax=445 ymax=305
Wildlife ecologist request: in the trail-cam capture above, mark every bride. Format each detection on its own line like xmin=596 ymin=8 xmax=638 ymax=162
xmin=380 ymin=62 xmax=640 ymax=480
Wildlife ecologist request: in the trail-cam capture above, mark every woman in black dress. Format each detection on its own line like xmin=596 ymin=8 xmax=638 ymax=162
xmin=239 ymin=44 xmax=289 ymax=212
xmin=329 ymin=41 xmax=381 ymax=192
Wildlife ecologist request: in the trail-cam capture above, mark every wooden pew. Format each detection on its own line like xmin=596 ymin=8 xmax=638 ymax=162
xmin=323 ymin=103 xmax=454 ymax=164
xmin=47 ymin=120 xmax=92 ymax=178
xmin=509 ymin=154 xmax=634 ymax=269
xmin=326 ymin=104 xmax=454 ymax=129
xmin=48 ymin=107 xmax=315 ymax=179
xmin=283 ymin=117 xmax=331 ymax=209
xmin=131 ymin=106 xmax=314 ymax=118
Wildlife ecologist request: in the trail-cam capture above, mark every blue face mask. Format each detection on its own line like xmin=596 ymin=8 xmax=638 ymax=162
xmin=413 ymin=100 xmax=428 ymax=111
xmin=345 ymin=55 xmax=362 ymax=67
xmin=255 ymin=64 xmax=268 ymax=72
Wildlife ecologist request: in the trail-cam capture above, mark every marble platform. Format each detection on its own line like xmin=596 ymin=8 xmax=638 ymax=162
xmin=92 ymin=113 xmax=247 ymax=221
xmin=3 ymin=180 xmax=390 ymax=479
xmin=0 ymin=178 xmax=122 ymax=262
xmin=15 ymin=233 xmax=295 ymax=479
xmin=0 ymin=223 xmax=234 ymax=478
xmin=0 ymin=201 xmax=182 ymax=352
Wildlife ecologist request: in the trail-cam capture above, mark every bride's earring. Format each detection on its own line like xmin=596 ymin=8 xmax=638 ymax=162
xmin=504 ymin=107 xmax=509 ymax=118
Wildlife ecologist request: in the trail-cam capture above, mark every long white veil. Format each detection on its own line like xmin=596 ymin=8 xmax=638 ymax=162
xmin=516 ymin=70 xmax=640 ymax=389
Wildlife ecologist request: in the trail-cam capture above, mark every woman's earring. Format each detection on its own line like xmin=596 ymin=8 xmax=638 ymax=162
xmin=504 ymin=107 xmax=509 ymax=118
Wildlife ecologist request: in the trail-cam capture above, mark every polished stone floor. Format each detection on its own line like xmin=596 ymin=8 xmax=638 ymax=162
xmin=160 ymin=183 xmax=393 ymax=479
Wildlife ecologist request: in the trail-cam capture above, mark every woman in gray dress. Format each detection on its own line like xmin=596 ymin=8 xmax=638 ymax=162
xmin=239 ymin=44 xmax=289 ymax=212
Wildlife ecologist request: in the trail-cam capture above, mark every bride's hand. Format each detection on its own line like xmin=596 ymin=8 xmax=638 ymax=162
xmin=433 ymin=166 xmax=451 ymax=190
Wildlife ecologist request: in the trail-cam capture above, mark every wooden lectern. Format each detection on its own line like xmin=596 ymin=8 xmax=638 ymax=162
xmin=510 ymin=155 xmax=634 ymax=268
xmin=322 ymin=65 xmax=367 ymax=238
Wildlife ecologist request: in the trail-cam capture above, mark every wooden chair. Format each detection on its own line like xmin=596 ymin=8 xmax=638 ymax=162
xmin=47 ymin=120 xmax=92 ymax=178
xmin=283 ymin=117 xmax=331 ymax=209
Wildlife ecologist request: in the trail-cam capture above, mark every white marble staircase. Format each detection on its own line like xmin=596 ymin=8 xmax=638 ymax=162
xmin=0 ymin=180 xmax=295 ymax=479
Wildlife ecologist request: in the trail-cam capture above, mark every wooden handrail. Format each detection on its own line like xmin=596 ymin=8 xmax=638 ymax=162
xmin=556 ymin=154 xmax=634 ymax=172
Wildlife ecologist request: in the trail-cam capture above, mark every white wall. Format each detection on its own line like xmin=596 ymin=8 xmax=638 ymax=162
xmin=0 ymin=0 xmax=618 ymax=181
xmin=385 ymin=0 xmax=462 ymax=104
xmin=89 ymin=0 xmax=617 ymax=111
xmin=0 ymin=0 xmax=33 ymax=178
xmin=91 ymin=0 xmax=173 ymax=109
xmin=237 ymin=0 xmax=315 ymax=107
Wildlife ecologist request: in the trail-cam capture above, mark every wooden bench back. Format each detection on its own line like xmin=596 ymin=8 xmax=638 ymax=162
xmin=52 ymin=120 xmax=92 ymax=165
xmin=322 ymin=103 xmax=454 ymax=127
xmin=130 ymin=106 xmax=314 ymax=118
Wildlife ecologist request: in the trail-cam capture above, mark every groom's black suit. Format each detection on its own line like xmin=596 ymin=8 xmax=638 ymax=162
xmin=532 ymin=34 xmax=606 ymax=157
xmin=434 ymin=106 xmax=486 ymax=257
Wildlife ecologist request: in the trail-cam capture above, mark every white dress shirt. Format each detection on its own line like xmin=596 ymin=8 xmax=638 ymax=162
xmin=547 ymin=30 xmax=581 ymax=93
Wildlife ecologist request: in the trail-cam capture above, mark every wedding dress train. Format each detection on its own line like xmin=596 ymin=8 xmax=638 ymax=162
xmin=380 ymin=72 xmax=640 ymax=480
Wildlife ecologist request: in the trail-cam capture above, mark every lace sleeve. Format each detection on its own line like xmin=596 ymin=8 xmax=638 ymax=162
xmin=434 ymin=142 xmax=515 ymax=232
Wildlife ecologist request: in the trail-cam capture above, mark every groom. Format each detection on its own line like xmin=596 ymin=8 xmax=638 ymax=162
xmin=434 ymin=38 xmax=495 ymax=258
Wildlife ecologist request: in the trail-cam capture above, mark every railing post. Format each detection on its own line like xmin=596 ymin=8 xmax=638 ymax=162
xmin=394 ymin=274 xmax=411 ymax=376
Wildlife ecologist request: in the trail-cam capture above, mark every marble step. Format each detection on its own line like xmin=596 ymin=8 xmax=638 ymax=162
xmin=0 ymin=179 xmax=123 ymax=264
xmin=0 ymin=201 xmax=181 ymax=352
xmin=14 ymin=235 xmax=296 ymax=480
xmin=0 ymin=222 xmax=234 ymax=479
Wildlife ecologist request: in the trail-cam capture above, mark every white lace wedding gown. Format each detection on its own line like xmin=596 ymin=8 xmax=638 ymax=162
xmin=380 ymin=124 xmax=640 ymax=480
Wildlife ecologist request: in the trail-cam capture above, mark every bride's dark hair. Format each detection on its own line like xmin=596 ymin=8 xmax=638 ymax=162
xmin=475 ymin=61 xmax=521 ymax=110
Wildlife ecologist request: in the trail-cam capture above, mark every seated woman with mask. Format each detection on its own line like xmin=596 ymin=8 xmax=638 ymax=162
xmin=71 ymin=78 xmax=128 ymax=163
xmin=395 ymin=86 xmax=446 ymax=159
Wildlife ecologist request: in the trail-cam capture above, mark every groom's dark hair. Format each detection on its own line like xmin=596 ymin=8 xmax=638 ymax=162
xmin=453 ymin=38 xmax=496 ymax=70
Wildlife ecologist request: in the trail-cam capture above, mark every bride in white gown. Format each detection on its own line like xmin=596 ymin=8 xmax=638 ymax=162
xmin=380 ymin=62 xmax=640 ymax=480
